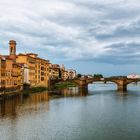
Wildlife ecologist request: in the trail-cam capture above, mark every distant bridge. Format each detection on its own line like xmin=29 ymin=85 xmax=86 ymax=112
xmin=49 ymin=77 xmax=140 ymax=92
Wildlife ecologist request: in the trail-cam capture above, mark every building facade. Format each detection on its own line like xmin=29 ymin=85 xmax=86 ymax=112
xmin=16 ymin=53 xmax=50 ymax=87
xmin=0 ymin=40 xmax=77 ymax=92
xmin=67 ymin=69 xmax=77 ymax=79
xmin=0 ymin=56 xmax=22 ymax=91
xmin=35 ymin=56 xmax=50 ymax=87
xmin=0 ymin=56 xmax=6 ymax=91
xmin=49 ymin=64 xmax=61 ymax=80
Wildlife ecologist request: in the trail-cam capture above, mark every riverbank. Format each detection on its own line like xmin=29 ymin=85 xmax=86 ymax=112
xmin=22 ymin=86 xmax=48 ymax=95
xmin=0 ymin=86 xmax=48 ymax=99
xmin=0 ymin=82 xmax=77 ymax=99
xmin=53 ymin=82 xmax=76 ymax=89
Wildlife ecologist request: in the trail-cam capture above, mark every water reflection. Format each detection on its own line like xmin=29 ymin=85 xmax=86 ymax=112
xmin=60 ymin=87 xmax=88 ymax=97
xmin=1 ymin=85 xmax=140 ymax=140
xmin=0 ymin=92 xmax=49 ymax=118
xmin=0 ymin=96 xmax=21 ymax=118
xmin=0 ymin=87 xmax=88 ymax=118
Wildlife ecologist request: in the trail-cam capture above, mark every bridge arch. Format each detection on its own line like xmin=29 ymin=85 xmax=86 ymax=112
xmin=87 ymin=81 xmax=117 ymax=91
xmin=49 ymin=78 xmax=140 ymax=92
xmin=84 ymin=78 xmax=138 ymax=92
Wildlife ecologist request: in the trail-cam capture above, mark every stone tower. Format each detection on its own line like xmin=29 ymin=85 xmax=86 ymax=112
xmin=9 ymin=40 xmax=16 ymax=59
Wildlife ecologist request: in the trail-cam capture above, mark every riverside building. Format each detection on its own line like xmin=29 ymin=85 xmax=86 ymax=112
xmin=67 ymin=69 xmax=77 ymax=79
xmin=0 ymin=44 xmax=22 ymax=91
xmin=0 ymin=40 xmax=77 ymax=92
xmin=49 ymin=64 xmax=61 ymax=80
xmin=16 ymin=53 xmax=50 ymax=87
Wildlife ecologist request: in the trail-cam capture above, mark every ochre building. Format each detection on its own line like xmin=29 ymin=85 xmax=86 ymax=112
xmin=0 ymin=40 xmax=77 ymax=92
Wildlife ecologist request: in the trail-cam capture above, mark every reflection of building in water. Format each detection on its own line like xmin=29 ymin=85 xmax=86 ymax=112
xmin=0 ymin=93 xmax=49 ymax=117
xmin=78 ymin=87 xmax=88 ymax=96
xmin=61 ymin=87 xmax=88 ymax=97
xmin=26 ymin=92 xmax=49 ymax=105
xmin=0 ymin=95 xmax=21 ymax=117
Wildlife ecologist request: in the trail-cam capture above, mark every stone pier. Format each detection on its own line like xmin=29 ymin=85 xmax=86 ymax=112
xmin=50 ymin=77 xmax=140 ymax=92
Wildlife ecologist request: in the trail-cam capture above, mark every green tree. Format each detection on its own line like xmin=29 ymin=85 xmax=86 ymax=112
xmin=77 ymin=74 xmax=82 ymax=78
xmin=93 ymin=74 xmax=103 ymax=78
xmin=58 ymin=69 xmax=62 ymax=78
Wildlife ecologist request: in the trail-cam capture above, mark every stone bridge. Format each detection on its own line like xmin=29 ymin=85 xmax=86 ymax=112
xmin=49 ymin=77 xmax=140 ymax=92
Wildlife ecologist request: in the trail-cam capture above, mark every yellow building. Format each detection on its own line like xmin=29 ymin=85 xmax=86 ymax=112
xmin=5 ymin=59 xmax=22 ymax=90
xmin=16 ymin=53 xmax=50 ymax=87
xmin=12 ymin=42 xmax=50 ymax=88
xmin=0 ymin=55 xmax=22 ymax=91
xmin=35 ymin=56 xmax=50 ymax=87
xmin=0 ymin=40 xmax=77 ymax=92
xmin=0 ymin=40 xmax=23 ymax=92
xmin=49 ymin=64 xmax=60 ymax=80
xmin=9 ymin=40 xmax=17 ymax=60
xmin=60 ymin=65 xmax=69 ymax=80
xmin=5 ymin=58 xmax=14 ymax=89
xmin=0 ymin=56 xmax=6 ymax=91
xmin=12 ymin=63 xmax=23 ymax=89
xmin=16 ymin=53 xmax=36 ymax=86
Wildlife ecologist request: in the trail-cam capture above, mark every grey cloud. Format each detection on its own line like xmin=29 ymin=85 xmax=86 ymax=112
xmin=97 ymin=42 xmax=140 ymax=64
xmin=0 ymin=0 xmax=140 ymax=65
xmin=95 ymin=20 xmax=140 ymax=41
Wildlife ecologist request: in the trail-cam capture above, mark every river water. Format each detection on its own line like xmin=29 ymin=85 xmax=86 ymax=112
xmin=0 ymin=83 xmax=140 ymax=140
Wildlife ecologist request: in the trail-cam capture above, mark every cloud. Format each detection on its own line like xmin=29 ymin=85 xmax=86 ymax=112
xmin=0 ymin=0 xmax=140 ymax=65
xmin=97 ymin=42 xmax=140 ymax=64
xmin=95 ymin=20 xmax=140 ymax=41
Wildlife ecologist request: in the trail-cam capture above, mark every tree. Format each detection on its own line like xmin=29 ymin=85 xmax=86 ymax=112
xmin=77 ymin=74 xmax=82 ymax=78
xmin=58 ymin=69 xmax=62 ymax=78
xmin=93 ymin=74 xmax=103 ymax=78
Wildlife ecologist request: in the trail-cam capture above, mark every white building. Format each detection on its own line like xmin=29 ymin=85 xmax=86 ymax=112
xmin=67 ymin=69 xmax=76 ymax=79
xmin=22 ymin=64 xmax=30 ymax=84
xmin=127 ymin=74 xmax=140 ymax=79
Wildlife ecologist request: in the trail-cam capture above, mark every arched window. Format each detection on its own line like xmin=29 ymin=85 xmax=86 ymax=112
xmin=11 ymin=47 xmax=13 ymax=54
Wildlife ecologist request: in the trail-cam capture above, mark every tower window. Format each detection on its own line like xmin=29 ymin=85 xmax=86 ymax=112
xmin=11 ymin=47 xmax=13 ymax=54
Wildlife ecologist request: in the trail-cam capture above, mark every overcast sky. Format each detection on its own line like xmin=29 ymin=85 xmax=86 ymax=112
xmin=0 ymin=0 xmax=140 ymax=76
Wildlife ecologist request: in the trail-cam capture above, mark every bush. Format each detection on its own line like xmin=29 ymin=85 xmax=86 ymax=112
xmin=53 ymin=82 xmax=76 ymax=89
xmin=93 ymin=74 xmax=103 ymax=78
xmin=22 ymin=86 xmax=48 ymax=95
xmin=77 ymin=74 xmax=82 ymax=78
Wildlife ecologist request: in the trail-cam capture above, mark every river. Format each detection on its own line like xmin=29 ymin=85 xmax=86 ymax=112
xmin=0 ymin=83 xmax=140 ymax=140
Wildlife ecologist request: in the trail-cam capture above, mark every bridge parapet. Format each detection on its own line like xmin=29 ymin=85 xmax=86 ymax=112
xmin=49 ymin=77 xmax=140 ymax=92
